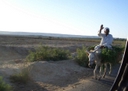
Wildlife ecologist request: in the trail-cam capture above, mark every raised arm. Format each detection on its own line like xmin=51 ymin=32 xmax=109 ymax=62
xmin=98 ymin=24 xmax=104 ymax=36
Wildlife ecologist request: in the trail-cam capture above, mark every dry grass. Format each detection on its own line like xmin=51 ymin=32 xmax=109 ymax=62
xmin=0 ymin=76 xmax=13 ymax=91
xmin=9 ymin=62 xmax=32 ymax=84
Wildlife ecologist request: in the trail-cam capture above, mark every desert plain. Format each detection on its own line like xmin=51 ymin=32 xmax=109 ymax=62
xmin=0 ymin=35 xmax=125 ymax=91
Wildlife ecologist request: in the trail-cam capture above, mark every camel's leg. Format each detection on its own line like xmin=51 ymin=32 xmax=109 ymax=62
xmin=109 ymin=63 xmax=112 ymax=75
xmin=102 ymin=63 xmax=107 ymax=78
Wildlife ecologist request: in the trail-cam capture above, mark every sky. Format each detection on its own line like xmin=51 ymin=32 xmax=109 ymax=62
xmin=0 ymin=0 xmax=128 ymax=38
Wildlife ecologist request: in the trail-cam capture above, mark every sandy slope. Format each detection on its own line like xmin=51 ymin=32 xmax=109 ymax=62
xmin=31 ymin=61 xmax=92 ymax=83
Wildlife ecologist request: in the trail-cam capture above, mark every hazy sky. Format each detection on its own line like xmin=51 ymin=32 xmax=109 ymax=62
xmin=0 ymin=0 xmax=128 ymax=38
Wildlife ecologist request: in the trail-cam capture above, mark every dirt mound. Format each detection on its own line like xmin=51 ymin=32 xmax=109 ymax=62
xmin=28 ymin=60 xmax=92 ymax=86
xmin=0 ymin=59 xmax=93 ymax=91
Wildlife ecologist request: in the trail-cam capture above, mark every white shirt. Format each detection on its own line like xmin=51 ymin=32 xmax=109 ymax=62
xmin=98 ymin=33 xmax=113 ymax=48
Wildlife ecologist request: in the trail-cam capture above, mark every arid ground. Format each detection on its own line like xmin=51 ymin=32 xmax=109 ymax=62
xmin=0 ymin=35 xmax=124 ymax=91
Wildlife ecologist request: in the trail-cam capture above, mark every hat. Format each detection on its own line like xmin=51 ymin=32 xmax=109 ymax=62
xmin=104 ymin=27 xmax=110 ymax=32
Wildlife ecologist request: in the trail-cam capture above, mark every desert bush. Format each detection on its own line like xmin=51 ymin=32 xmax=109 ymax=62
xmin=26 ymin=46 xmax=71 ymax=62
xmin=0 ymin=76 xmax=13 ymax=91
xmin=10 ymin=68 xmax=31 ymax=84
xmin=87 ymin=45 xmax=95 ymax=50
xmin=74 ymin=46 xmax=89 ymax=67
xmin=101 ymin=46 xmax=124 ymax=65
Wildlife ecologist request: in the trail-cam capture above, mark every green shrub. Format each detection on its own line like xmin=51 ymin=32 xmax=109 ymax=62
xmin=74 ymin=46 xmax=88 ymax=67
xmin=26 ymin=46 xmax=71 ymax=62
xmin=101 ymin=46 xmax=124 ymax=65
xmin=87 ymin=45 xmax=95 ymax=50
xmin=10 ymin=68 xmax=30 ymax=84
xmin=0 ymin=76 xmax=13 ymax=91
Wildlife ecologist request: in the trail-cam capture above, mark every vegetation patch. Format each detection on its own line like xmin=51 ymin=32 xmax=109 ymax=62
xmin=101 ymin=46 xmax=124 ymax=65
xmin=0 ymin=76 xmax=12 ymax=91
xmin=10 ymin=68 xmax=31 ymax=84
xmin=26 ymin=46 xmax=71 ymax=62
xmin=74 ymin=46 xmax=89 ymax=67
